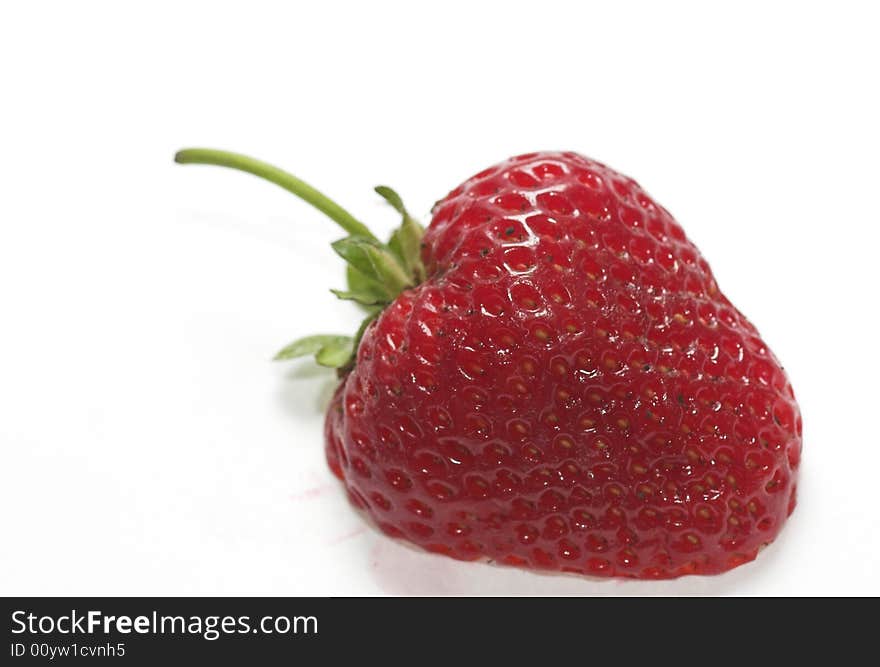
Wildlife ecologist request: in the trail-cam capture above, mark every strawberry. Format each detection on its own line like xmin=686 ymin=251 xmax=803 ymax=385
xmin=176 ymin=149 xmax=801 ymax=578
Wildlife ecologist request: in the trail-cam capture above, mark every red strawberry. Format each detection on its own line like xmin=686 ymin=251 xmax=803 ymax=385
xmin=177 ymin=149 xmax=801 ymax=578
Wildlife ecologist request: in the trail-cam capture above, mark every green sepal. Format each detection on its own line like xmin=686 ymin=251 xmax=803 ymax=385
xmin=377 ymin=186 xmax=426 ymax=283
xmin=314 ymin=338 xmax=355 ymax=368
xmin=331 ymin=235 xmax=412 ymax=297
xmin=387 ymin=217 xmax=425 ymax=283
xmin=273 ymin=334 xmax=353 ymax=368
xmin=330 ymin=288 xmax=385 ymax=306
xmin=331 ymin=235 xmax=386 ymax=282
xmin=374 ymin=185 xmax=409 ymax=216
xmin=346 ymin=265 xmax=388 ymax=305
xmin=361 ymin=243 xmax=413 ymax=294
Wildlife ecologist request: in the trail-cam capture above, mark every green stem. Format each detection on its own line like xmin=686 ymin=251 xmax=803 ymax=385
xmin=174 ymin=148 xmax=378 ymax=241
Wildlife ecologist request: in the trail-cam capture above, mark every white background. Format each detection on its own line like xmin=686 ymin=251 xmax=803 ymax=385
xmin=1 ymin=1 xmax=878 ymax=596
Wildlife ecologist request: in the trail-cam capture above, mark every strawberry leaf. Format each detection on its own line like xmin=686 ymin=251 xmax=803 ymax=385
xmin=346 ymin=265 xmax=389 ymax=305
xmin=330 ymin=288 xmax=385 ymax=306
xmin=314 ymin=338 xmax=355 ymax=368
xmin=388 ymin=216 xmax=425 ymax=283
xmin=332 ymin=235 xmax=412 ymax=297
xmin=362 ymin=243 xmax=413 ymax=294
xmin=331 ymin=236 xmax=385 ymax=280
xmin=273 ymin=334 xmax=352 ymax=362
xmin=375 ymin=185 xmax=408 ymax=216
xmin=377 ymin=186 xmax=425 ymax=283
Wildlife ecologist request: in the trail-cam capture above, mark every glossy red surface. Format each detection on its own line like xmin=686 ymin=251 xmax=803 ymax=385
xmin=325 ymin=152 xmax=801 ymax=578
